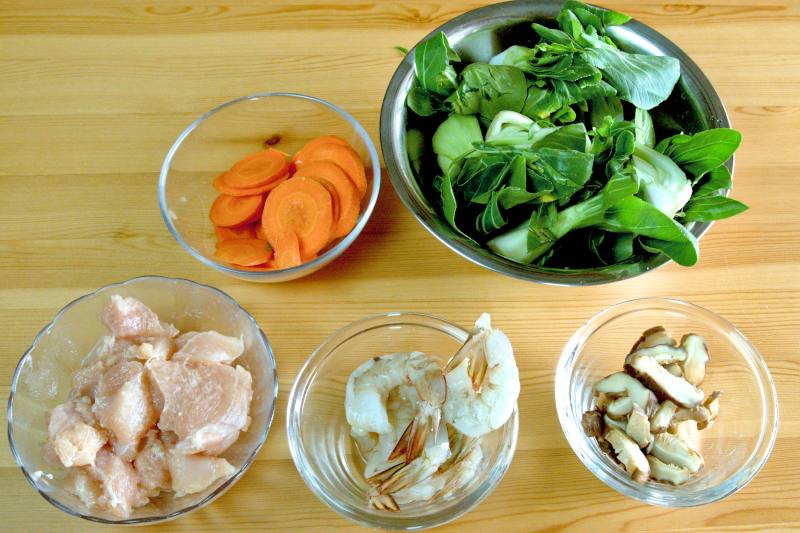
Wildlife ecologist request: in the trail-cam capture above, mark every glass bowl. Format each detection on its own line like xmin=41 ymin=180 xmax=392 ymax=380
xmin=380 ymin=1 xmax=733 ymax=285
xmin=555 ymin=298 xmax=778 ymax=507
xmin=158 ymin=92 xmax=381 ymax=282
xmin=286 ymin=312 xmax=519 ymax=530
xmin=6 ymin=276 xmax=279 ymax=524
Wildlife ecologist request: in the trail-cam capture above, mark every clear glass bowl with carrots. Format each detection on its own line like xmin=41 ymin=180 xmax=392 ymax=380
xmin=158 ymin=93 xmax=381 ymax=282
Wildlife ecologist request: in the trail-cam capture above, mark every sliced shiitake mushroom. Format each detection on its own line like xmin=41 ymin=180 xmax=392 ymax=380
xmin=594 ymin=372 xmax=658 ymax=414
xmin=669 ymin=420 xmax=700 ymax=451
xmin=647 ymin=455 xmax=692 ymax=485
xmin=605 ymin=428 xmax=650 ymax=483
xmin=625 ymin=354 xmax=704 ymax=408
xmin=651 ymin=432 xmax=704 ymax=473
xmin=665 ymin=363 xmax=683 ymax=377
xmin=631 ymin=326 xmax=676 ymax=352
xmin=606 ymin=396 xmax=634 ymax=419
xmin=629 ymin=344 xmax=687 ymax=365
xmin=680 ymin=334 xmax=709 ymax=386
xmin=650 ymin=400 xmax=678 ymax=434
xmin=604 ymin=413 xmax=627 ymax=433
xmin=625 ymin=404 xmax=651 ymax=448
xmin=698 ymin=391 xmax=721 ymax=430
xmin=581 ymin=410 xmax=604 ymax=438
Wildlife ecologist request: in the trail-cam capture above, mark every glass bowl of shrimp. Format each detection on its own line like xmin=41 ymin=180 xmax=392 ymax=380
xmin=7 ymin=276 xmax=279 ymax=524
xmin=555 ymin=298 xmax=778 ymax=507
xmin=287 ymin=312 xmax=519 ymax=530
xmin=158 ymin=92 xmax=382 ymax=283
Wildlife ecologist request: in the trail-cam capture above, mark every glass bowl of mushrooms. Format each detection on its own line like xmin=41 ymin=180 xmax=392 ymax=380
xmin=555 ymin=297 xmax=778 ymax=507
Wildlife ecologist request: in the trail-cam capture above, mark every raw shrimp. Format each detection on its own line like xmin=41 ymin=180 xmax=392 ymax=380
xmin=444 ymin=313 xmax=519 ymax=438
xmin=367 ymin=420 xmax=451 ymax=511
xmin=392 ymin=429 xmax=483 ymax=505
xmin=346 ymin=352 xmax=446 ymax=463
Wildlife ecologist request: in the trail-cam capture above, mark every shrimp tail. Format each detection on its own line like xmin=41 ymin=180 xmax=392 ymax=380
xmin=369 ymin=492 xmax=399 ymax=511
xmin=367 ymin=461 xmax=404 ymax=486
xmin=376 ymin=457 xmax=428 ymax=494
xmin=446 ymin=332 xmax=489 ymax=393
xmin=388 ymin=403 xmax=442 ymax=463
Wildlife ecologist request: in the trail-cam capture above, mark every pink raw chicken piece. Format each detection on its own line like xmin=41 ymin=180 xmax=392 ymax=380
xmin=71 ymin=336 xmax=139 ymax=398
xmin=47 ymin=397 xmax=107 ymax=467
xmin=134 ymin=430 xmax=171 ymax=496
xmin=77 ymin=448 xmax=150 ymax=519
xmin=102 ymin=295 xmax=178 ymax=341
xmin=147 ymin=360 xmax=252 ymax=455
xmin=137 ymin=337 xmax=175 ymax=362
xmin=93 ymin=361 xmax=158 ymax=454
xmin=172 ymin=331 xmax=245 ymax=365
xmin=167 ymin=450 xmax=235 ymax=497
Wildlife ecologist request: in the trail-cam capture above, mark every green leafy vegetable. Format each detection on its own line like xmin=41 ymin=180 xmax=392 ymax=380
xmin=659 ymin=128 xmax=742 ymax=178
xmin=446 ymin=64 xmax=528 ymax=122
xmin=432 ymin=114 xmax=482 ymax=174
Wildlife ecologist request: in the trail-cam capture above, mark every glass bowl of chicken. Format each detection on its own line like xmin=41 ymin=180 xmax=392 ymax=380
xmin=555 ymin=298 xmax=778 ymax=507
xmin=6 ymin=276 xmax=278 ymax=524
xmin=287 ymin=312 xmax=519 ymax=530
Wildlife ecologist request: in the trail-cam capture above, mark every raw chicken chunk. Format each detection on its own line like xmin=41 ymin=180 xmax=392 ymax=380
xmin=172 ymin=331 xmax=244 ymax=365
xmin=71 ymin=336 xmax=138 ymax=398
xmin=134 ymin=431 xmax=170 ymax=496
xmin=137 ymin=337 xmax=175 ymax=362
xmin=93 ymin=361 xmax=158 ymax=451
xmin=147 ymin=360 xmax=252 ymax=455
xmin=102 ymin=295 xmax=178 ymax=341
xmin=67 ymin=468 xmax=103 ymax=510
xmin=82 ymin=448 xmax=150 ymax=518
xmin=48 ymin=398 xmax=107 ymax=467
xmin=167 ymin=450 xmax=235 ymax=497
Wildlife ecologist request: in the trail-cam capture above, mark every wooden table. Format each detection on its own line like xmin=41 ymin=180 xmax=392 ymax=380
xmin=1 ymin=1 xmax=798 ymax=531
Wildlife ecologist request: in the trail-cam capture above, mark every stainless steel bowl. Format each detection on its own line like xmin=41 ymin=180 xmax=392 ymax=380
xmin=380 ymin=0 xmax=733 ymax=285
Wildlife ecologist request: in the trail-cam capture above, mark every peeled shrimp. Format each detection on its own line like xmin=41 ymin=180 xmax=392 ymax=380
xmin=346 ymin=352 xmax=446 ymax=463
xmin=444 ymin=313 xmax=519 ymax=438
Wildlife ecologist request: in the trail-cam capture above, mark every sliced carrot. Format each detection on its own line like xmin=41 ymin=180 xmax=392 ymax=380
xmin=213 ymin=173 xmax=288 ymax=197
xmin=296 ymin=160 xmax=360 ymax=239
xmin=305 ymin=174 xmax=340 ymax=232
xmin=293 ymin=143 xmax=368 ymax=198
xmin=274 ymin=230 xmax=302 ymax=269
xmin=215 ymin=223 xmax=257 ymax=241
xmin=255 ymin=221 xmax=267 ymax=240
xmin=222 ymin=148 xmax=289 ymax=189
xmin=291 ymin=135 xmax=349 ymax=164
xmin=262 ymin=177 xmax=333 ymax=258
xmin=214 ymin=238 xmax=273 ymax=267
xmin=210 ymin=194 xmax=265 ymax=227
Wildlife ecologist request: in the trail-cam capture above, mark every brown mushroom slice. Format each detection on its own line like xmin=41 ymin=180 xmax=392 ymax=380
xmin=606 ymin=396 xmax=634 ymax=419
xmin=669 ymin=420 xmax=700 ymax=451
xmin=604 ymin=413 xmax=627 ymax=433
xmin=680 ymin=334 xmax=709 ymax=386
xmin=665 ymin=363 xmax=683 ymax=377
xmin=581 ymin=410 xmax=604 ymax=438
xmin=631 ymin=326 xmax=676 ymax=352
xmin=625 ymin=404 xmax=651 ymax=448
xmin=625 ymin=354 xmax=704 ymax=408
xmin=698 ymin=391 xmax=721 ymax=430
xmin=647 ymin=455 xmax=692 ymax=485
xmin=649 ymin=400 xmax=677 ymax=434
xmin=629 ymin=344 xmax=687 ymax=365
xmin=594 ymin=372 xmax=657 ymax=413
xmin=651 ymin=432 xmax=704 ymax=473
xmin=672 ymin=405 xmax=713 ymax=426
xmin=595 ymin=392 xmax=612 ymax=412
xmin=605 ymin=428 xmax=650 ymax=483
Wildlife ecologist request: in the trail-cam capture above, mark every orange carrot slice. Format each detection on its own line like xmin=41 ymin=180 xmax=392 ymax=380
xmin=255 ymin=221 xmax=267 ymax=240
xmin=210 ymin=194 xmax=265 ymax=227
xmin=214 ymin=238 xmax=273 ymax=266
xmin=293 ymin=143 xmax=367 ymax=198
xmin=213 ymin=173 xmax=287 ymax=197
xmin=274 ymin=230 xmax=302 ymax=269
xmin=296 ymin=161 xmax=360 ymax=239
xmin=215 ymin=223 xmax=257 ymax=241
xmin=291 ymin=135 xmax=349 ymax=164
xmin=262 ymin=177 xmax=333 ymax=258
xmin=222 ymin=149 xmax=289 ymax=189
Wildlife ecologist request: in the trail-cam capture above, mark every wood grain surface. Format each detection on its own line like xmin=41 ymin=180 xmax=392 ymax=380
xmin=1 ymin=1 xmax=799 ymax=531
